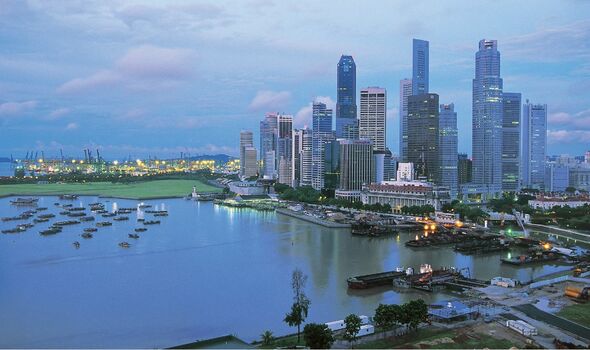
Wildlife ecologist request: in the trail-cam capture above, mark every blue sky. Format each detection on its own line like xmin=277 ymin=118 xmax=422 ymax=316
xmin=0 ymin=0 xmax=589 ymax=159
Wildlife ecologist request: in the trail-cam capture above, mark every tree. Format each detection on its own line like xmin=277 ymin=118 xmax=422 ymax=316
xmin=404 ymin=300 xmax=428 ymax=331
xmin=565 ymin=186 xmax=577 ymax=194
xmin=283 ymin=269 xmax=311 ymax=343
xmin=343 ymin=314 xmax=362 ymax=348
xmin=260 ymin=330 xmax=274 ymax=346
xmin=374 ymin=304 xmax=394 ymax=332
xmin=303 ymin=323 xmax=334 ymax=349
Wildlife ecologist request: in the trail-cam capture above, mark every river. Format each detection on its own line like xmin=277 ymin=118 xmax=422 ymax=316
xmin=0 ymin=196 xmax=583 ymax=348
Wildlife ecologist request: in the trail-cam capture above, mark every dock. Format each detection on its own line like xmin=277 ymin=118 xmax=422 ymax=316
xmin=276 ymin=208 xmax=351 ymax=228
xmin=347 ymin=270 xmax=406 ymax=289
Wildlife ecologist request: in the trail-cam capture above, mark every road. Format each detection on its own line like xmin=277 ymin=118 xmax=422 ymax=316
xmin=514 ymin=304 xmax=590 ymax=341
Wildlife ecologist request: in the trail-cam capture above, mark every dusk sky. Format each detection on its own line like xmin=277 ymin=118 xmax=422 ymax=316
xmin=1 ymin=0 xmax=589 ymax=159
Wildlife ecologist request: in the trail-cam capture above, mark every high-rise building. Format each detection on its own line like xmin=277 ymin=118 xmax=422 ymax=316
xmin=544 ymin=163 xmax=569 ymax=192
xmin=336 ymin=55 xmax=357 ymax=139
xmin=359 ymin=87 xmax=386 ymax=151
xmin=458 ymin=153 xmax=472 ymax=185
xmin=397 ymin=162 xmax=415 ymax=181
xmin=311 ymin=102 xmax=334 ymax=190
xmin=259 ymin=113 xmax=278 ymax=177
xmin=276 ymin=114 xmax=293 ymax=185
xmin=323 ymin=140 xmax=340 ymax=191
xmin=292 ymin=129 xmax=303 ymax=187
xmin=412 ymin=39 xmax=429 ymax=95
xmin=399 ymin=78 xmax=412 ymax=162
xmin=521 ymin=101 xmax=547 ymax=189
xmin=472 ymin=39 xmax=503 ymax=188
xmin=502 ymin=92 xmax=522 ymax=192
xmin=300 ymin=129 xmax=313 ymax=186
xmin=439 ymin=103 xmax=458 ymax=197
xmin=242 ymin=146 xmax=258 ymax=178
xmin=407 ymin=93 xmax=439 ymax=183
xmin=335 ymin=139 xmax=374 ymax=201
xmin=239 ymin=130 xmax=254 ymax=177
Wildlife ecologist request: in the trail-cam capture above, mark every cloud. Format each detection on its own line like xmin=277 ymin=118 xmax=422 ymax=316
xmin=547 ymin=130 xmax=590 ymax=144
xmin=47 ymin=107 xmax=71 ymax=120
xmin=248 ymin=90 xmax=291 ymax=112
xmin=293 ymin=96 xmax=335 ymax=127
xmin=65 ymin=122 xmax=79 ymax=130
xmin=57 ymin=45 xmax=196 ymax=94
xmin=0 ymin=100 xmax=37 ymax=116
xmin=548 ymin=109 xmax=590 ymax=129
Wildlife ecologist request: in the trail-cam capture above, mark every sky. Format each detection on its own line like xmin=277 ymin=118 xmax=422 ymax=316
xmin=0 ymin=0 xmax=589 ymax=160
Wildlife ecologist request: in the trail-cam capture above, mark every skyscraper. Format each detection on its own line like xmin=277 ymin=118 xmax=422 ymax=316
xmin=276 ymin=114 xmax=293 ymax=185
xmin=336 ymin=55 xmax=357 ymax=139
xmin=239 ymin=130 xmax=255 ymax=178
xmin=399 ymin=78 xmax=412 ymax=162
xmin=300 ymin=128 xmax=313 ymax=187
xmin=458 ymin=153 xmax=472 ymax=185
xmin=292 ymin=129 xmax=303 ymax=187
xmin=359 ymin=87 xmax=386 ymax=151
xmin=311 ymin=102 xmax=334 ymax=190
xmin=521 ymin=101 xmax=547 ymax=189
xmin=412 ymin=39 xmax=429 ymax=96
xmin=472 ymin=39 xmax=503 ymax=187
xmin=407 ymin=93 xmax=439 ymax=183
xmin=502 ymin=92 xmax=522 ymax=192
xmin=439 ymin=103 xmax=458 ymax=197
xmin=335 ymin=139 xmax=374 ymax=201
xmin=243 ymin=146 xmax=258 ymax=178
xmin=259 ymin=112 xmax=278 ymax=177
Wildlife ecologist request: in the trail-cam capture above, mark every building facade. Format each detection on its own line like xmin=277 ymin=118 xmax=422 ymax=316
xmin=569 ymin=166 xmax=590 ymax=192
xmin=359 ymin=87 xmax=387 ymax=151
xmin=336 ymin=139 xmax=374 ymax=201
xmin=521 ymin=101 xmax=547 ymax=189
xmin=311 ymin=102 xmax=334 ymax=190
xmin=399 ymin=78 xmax=412 ymax=162
xmin=239 ymin=130 xmax=254 ymax=178
xmin=472 ymin=39 xmax=503 ymax=187
xmin=458 ymin=154 xmax=472 ymax=185
xmin=502 ymin=92 xmax=522 ymax=192
xmin=276 ymin=114 xmax=293 ymax=184
xmin=259 ymin=113 xmax=278 ymax=177
xmin=242 ymin=146 xmax=258 ymax=178
xmin=336 ymin=55 xmax=357 ymax=139
xmin=412 ymin=39 xmax=429 ymax=95
xmin=407 ymin=93 xmax=439 ymax=183
xmin=544 ymin=163 xmax=569 ymax=192
xmin=360 ymin=181 xmax=443 ymax=213
xmin=439 ymin=103 xmax=458 ymax=198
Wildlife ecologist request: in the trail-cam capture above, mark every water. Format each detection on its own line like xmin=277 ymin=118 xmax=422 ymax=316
xmin=0 ymin=196 xmax=578 ymax=348
xmin=0 ymin=162 xmax=13 ymax=177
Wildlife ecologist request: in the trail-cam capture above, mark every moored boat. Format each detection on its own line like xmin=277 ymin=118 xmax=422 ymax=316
xmin=119 ymin=242 xmax=131 ymax=248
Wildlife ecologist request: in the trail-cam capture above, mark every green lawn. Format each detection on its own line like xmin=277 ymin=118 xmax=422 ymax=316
xmin=0 ymin=179 xmax=221 ymax=199
xmin=557 ymin=302 xmax=590 ymax=328
xmin=362 ymin=328 xmax=516 ymax=349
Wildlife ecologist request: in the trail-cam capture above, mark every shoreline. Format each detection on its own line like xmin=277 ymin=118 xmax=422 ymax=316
xmin=276 ymin=207 xmax=351 ymax=228
xmin=0 ymin=193 xmax=187 ymax=201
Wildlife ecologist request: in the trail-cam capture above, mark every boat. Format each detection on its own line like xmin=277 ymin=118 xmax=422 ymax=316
xmin=134 ymin=227 xmax=147 ymax=232
xmin=62 ymin=204 xmax=73 ymax=208
xmin=60 ymin=194 xmax=79 ymax=200
xmin=38 ymin=213 xmax=55 ymax=219
xmin=81 ymin=232 xmax=93 ymax=239
xmin=102 ymin=213 xmax=116 ymax=218
xmin=143 ymin=220 xmax=160 ymax=225
xmin=68 ymin=212 xmax=87 ymax=217
xmin=10 ymin=197 xmax=39 ymax=206
xmin=80 ymin=216 xmax=95 ymax=222
xmin=83 ymin=227 xmax=98 ymax=232
xmin=501 ymin=250 xmax=560 ymax=265
xmin=89 ymin=202 xmax=102 ymax=206
xmin=2 ymin=227 xmax=26 ymax=234
xmin=40 ymin=228 xmax=61 ymax=236
xmin=113 ymin=216 xmax=129 ymax=221
xmin=2 ymin=214 xmax=33 ymax=222
xmin=72 ymin=241 xmax=80 ymax=248
xmin=17 ymin=223 xmax=34 ymax=230
xmin=119 ymin=207 xmax=138 ymax=212
xmin=67 ymin=207 xmax=85 ymax=212
xmin=138 ymin=203 xmax=152 ymax=209
xmin=128 ymin=233 xmax=140 ymax=239
xmin=119 ymin=242 xmax=131 ymax=248
xmin=96 ymin=221 xmax=112 ymax=227
xmin=34 ymin=218 xmax=50 ymax=223
xmin=54 ymin=220 xmax=80 ymax=226
xmin=347 ymin=270 xmax=406 ymax=289
xmin=137 ymin=218 xmax=145 ymax=222
xmin=154 ymin=212 xmax=168 ymax=217
xmin=59 ymin=211 xmax=70 ymax=215
xmin=36 ymin=207 xmax=48 ymax=211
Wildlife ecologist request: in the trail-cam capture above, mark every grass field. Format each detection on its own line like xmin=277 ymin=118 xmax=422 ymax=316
xmin=0 ymin=179 xmax=221 ymax=199
xmin=557 ymin=302 xmax=590 ymax=328
xmin=362 ymin=328 xmax=516 ymax=349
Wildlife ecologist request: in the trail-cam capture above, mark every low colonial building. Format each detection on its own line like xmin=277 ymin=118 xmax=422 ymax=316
xmin=528 ymin=195 xmax=590 ymax=211
xmin=360 ymin=181 xmax=449 ymax=212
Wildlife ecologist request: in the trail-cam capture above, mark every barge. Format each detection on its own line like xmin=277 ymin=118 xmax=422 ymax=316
xmin=347 ymin=270 xmax=406 ymax=289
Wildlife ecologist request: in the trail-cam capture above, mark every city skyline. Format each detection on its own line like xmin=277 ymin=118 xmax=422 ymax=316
xmin=1 ymin=1 xmax=589 ymax=158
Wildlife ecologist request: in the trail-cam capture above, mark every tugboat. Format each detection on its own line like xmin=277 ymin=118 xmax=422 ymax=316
xmin=81 ymin=232 xmax=93 ymax=239
xmin=128 ymin=233 xmax=140 ymax=239
xmin=134 ymin=227 xmax=147 ymax=232
xmin=119 ymin=242 xmax=131 ymax=248
xmin=72 ymin=241 xmax=80 ymax=248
